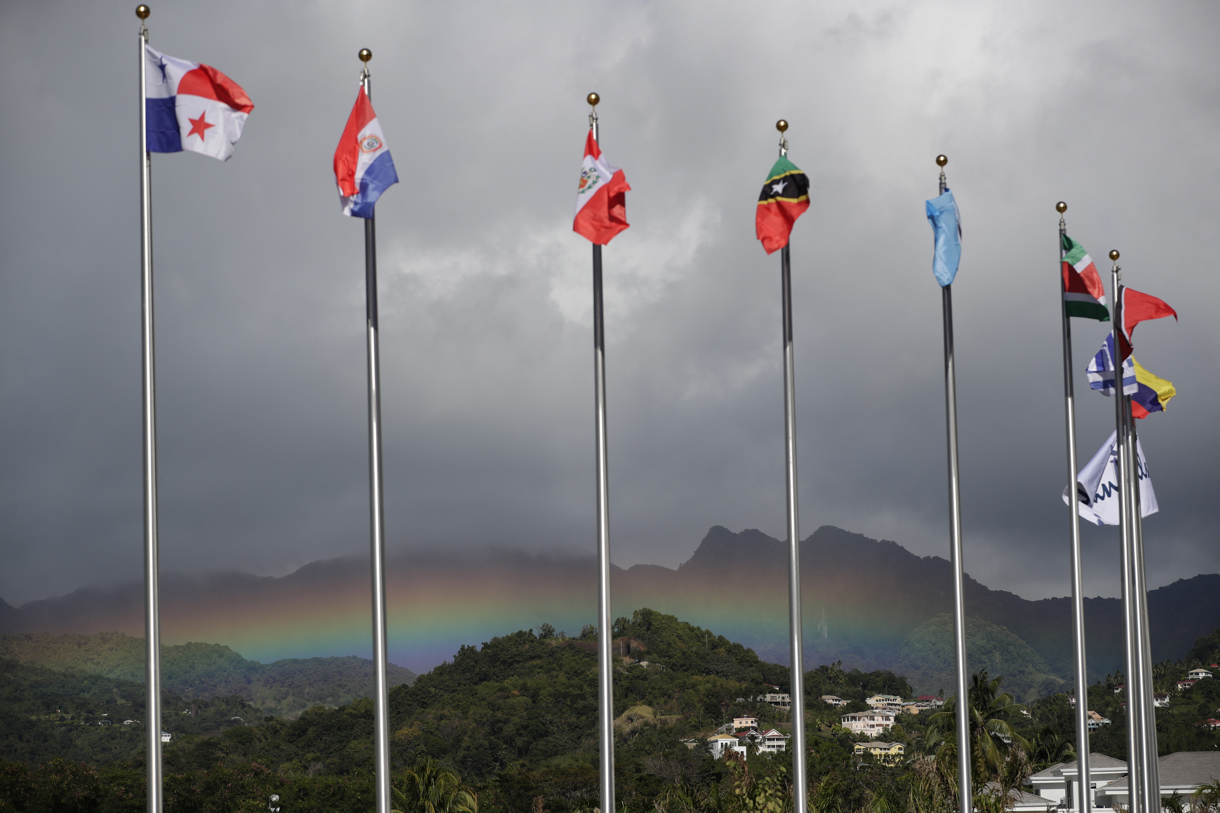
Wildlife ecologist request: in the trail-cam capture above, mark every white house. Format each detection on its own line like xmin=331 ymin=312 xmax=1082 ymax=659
xmin=757 ymin=692 xmax=791 ymax=709
xmin=1107 ymin=751 xmax=1220 ymax=809
xmin=708 ymin=733 xmax=745 ymax=760
xmin=1029 ymin=752 xmax=1129 ymax=812
xmin=759 ymin=729 xmax=790 ymax=754
xmin=821 ymin=695 xmax=848 ymax=707
xmin=1086 ymin=711 xmax=1111 ymax=731
xmin=1187 ymin=669 xmax=1213 ymax=681
xmin=840 ymin=709 xmax=897 ymax=736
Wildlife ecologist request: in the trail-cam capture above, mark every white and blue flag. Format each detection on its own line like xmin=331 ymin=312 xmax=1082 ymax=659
xmin=1062 ymin=431 xmax=1158 ymax=526
xmin=1087 ymin=333 xmax=1137 ymax=396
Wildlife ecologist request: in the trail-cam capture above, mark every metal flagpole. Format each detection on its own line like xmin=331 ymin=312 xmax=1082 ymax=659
xmin=1056 ymin=202 xmax=1092 ymax=812
xmin=775 ymin=119 xmax=809 ymax=813
xmin=1128 ymin=413 xmax=1162 ymax=812
xmin=136 ymin=7 xmax=165 ymax=813
xmin=358 ymin=48 xmax=393 ymax=813
xmin=1109 ymin=251 xmax=1144 ymax=813
xmin=587 ymin=92 xmax=616 ymax=813
xmin=937 ymin=155 xmax=972 ymax=813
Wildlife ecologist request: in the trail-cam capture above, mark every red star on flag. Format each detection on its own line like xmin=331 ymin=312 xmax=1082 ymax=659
xmin=187 ymin=112 xmax=214 ymax=140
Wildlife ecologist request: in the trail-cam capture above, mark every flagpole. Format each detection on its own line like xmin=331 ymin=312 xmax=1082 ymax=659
xmin=136 ymin=7 xmax=165 ymax=813
xmin=1109 ymin=251 xmax=1144 ymax=813
xmin=774 ymin=120 xmax=809 ymax=813
xmin=358 ymin=48 xmax=393 ymax=813
xmin=587 ymin=92 xmax=616 ymax=813
xmin=1128 ymin=414 xmax=1162 ymax=812
xmin=1057 ymin=202 xmax=1092 ymax=811
xmin=937 ymin=155 xmax=972 ymax=813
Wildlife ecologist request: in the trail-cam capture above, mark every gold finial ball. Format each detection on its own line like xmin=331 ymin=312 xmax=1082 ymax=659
xmin=136 ymin=5 xmax=150 ymax=19
xmin=358 ymin=49 xmax=372 ymax=63
xmin=936 ymin=154 xmax=948 ymax=167
xmin=776 ymin=119 xmax=789 ymax=133
xmin=1056 ymin=201 xmax=1067 ymax=213
xmin=1109 ymin=250 xmax=1120 ymax=261
xmin=587 ymin=92 xmax=600 ymax=107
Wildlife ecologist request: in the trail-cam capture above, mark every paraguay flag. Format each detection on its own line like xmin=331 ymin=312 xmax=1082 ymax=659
xmin=144 ymin=45 xmax=254 ymax=162
xmin=333 ymin=87 xmax=398 ymax=218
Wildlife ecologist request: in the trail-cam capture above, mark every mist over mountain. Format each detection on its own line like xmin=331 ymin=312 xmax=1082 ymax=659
xmin=3 ymin=525 xmax=1218 ymax=697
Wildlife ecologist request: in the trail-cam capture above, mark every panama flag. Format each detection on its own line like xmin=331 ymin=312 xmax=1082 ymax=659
xmin=1061 ymin=234 xmax=1108 ymax=320
xmin=573 ymin=130 xmax=630 ymax=244
xmin=144 ymin=45 xmax=253 ymax=162
xmin=1062 ymin=431 xmax=1158 ymax=526
xmin=333 ymin=87 xmax=399 ymax=219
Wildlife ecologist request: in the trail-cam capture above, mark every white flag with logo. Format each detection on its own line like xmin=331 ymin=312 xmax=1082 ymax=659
xmin=1062 ymin=431 xmax=1158 ymax=526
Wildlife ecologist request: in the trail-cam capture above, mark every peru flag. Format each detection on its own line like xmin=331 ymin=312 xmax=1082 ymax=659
xmin=333 ymin=87 xmax=399 ymax=218
xmin=144 ymin=45 xmax=253 ymax=162
xmin=573 ymin=130 xmax=630 ymax=244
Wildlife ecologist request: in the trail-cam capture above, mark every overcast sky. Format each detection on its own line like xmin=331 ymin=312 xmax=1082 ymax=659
xmin=2 ymin=0 xmax=1217 ymax=610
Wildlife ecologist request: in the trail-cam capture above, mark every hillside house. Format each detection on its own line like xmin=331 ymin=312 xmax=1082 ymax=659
xmin=1187 ymin=668 xmax=1213 ymax=680
xmin=708 ymin=733 xmax=745 ymax=759
xmin=732 ymin=716 xmax=757 ymax=731
xmin=821 ymin=695 xmax=847 ymax=707
xmin=756 ymin=692 xmax=791 ymax=709
xmin=866 ymin=694 xmax=903 ymax=709
xmin=1177 ymin=679 xmax=1199 ymax=691
xmin=840 ymin=709 xmax=897 ymax=736
xmin=915 ymin=695 xmax=944 ymax=708
xmin=759 ymin=729 xmax=790 ymax=754
xmin=853 ymin=741 xmax=905 ymax=765
xmin=1154 ymin=693 xmax=1170 ymax=708
xmin=1086 ymin=711 xmax=1111 ymax=731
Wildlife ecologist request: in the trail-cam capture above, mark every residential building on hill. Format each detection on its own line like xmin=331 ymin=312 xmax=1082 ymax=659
xmin=853 ymin=741 xmax=905 ymax=765
xmin=840 ymin=709 xmax=897 ymax=736
xmin=821 ymin=695 xmax=847 ymax=707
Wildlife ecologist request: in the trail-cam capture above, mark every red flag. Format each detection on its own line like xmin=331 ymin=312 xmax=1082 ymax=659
xmin=1119 ymin=288 xmax=1177 ymax=359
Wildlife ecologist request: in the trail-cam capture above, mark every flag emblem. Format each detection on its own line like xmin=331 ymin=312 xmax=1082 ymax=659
xmin=573 ymin=130 xmax=630 ymax=244
xmin=1061 ymin=234 xmax=1108 ymax=321
xmin=333 ymin=87 xmax=399 ymax=219
xmin=925 ymin=189 xmax=962 ymax=286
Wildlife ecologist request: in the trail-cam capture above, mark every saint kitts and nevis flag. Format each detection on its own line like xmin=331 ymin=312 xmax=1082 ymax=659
xmin=755 ymin=155 xmax=810 ymax=254
xmin=144 ymin=45 xmax=253 ymax=162
xmin=573 ymin=130 xmax=630 ymax=244
xmin=333 ymin=87 xmax=399 ymax=218
xmin=1061 ymin=234 xmax=1108 ymax=320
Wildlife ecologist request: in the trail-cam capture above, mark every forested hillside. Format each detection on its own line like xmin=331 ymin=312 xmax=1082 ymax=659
xmin=0 ymin=632 xmax=415 ymax=718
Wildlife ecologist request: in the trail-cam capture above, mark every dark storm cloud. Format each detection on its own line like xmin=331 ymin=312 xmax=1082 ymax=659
xmin=2 ymin=0 xmax=1218 ymax=610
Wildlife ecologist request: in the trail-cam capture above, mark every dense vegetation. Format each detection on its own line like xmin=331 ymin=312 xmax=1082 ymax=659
xmin=3 ymin=610 xmax=1220 ymax=813
xmin=0 ymin=632 xmax=415 ymax=718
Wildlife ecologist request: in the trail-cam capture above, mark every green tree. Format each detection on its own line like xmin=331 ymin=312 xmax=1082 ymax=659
xmin=925 ymin=671 xmax=1032 ymax=798
xmin=392 ymin=758 xmax=478 ymax=813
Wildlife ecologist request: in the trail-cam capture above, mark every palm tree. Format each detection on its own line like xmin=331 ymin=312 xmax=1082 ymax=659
xmin=1192 ymin=779 xmax=1220 ymax=813
xmin=392 ymin=757 xmax=479 ymax=813
xmin=925 ymin=670 xmax=1032 ymax=792
xmin=1029 ymin=726 xmax=1076 ymax=769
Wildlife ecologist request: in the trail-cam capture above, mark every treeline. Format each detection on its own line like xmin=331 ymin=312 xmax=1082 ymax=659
xmin=0 ymin=632 xmax=415 ymax=718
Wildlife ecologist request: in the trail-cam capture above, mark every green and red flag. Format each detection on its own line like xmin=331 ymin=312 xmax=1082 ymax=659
xmin=756 ymin=155 xmax=809 ymax=254
xmin=1061 ymin=234 xmax=1108 ymax=321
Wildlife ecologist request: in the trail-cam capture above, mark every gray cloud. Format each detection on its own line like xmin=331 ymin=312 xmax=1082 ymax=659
xmin=2 ymin=0 xmax=1218 ymax=613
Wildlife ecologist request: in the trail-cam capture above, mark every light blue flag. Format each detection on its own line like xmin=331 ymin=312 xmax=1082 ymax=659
xmin=925 ymin=189 xmax=962 ymax=287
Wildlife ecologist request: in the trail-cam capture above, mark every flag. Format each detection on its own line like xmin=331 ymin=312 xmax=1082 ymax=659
xmin=144 ymin=45 xmax=253 ymax=162
xmin=333 ymin=87 xmax=399 ymax=219
xmin=1130 ymin=358 xmax=1176 ymax=419
xmin=573 ymin=130 xmax=630 ymax=244
xmin=1087 ymin=334 xmax=1137 ymax=397
xmin=925 ymin=189 xmax=961 ymax=286
xmin=755 ymin=155 xmax=810 ymax=254
xmin=1118 ymin=287 xmax=1177 ymax=359
xmin=1061 ymin=234 xmax=1108 ymax=320
xmin=1062 ymin=431 xmax=1158 ymax=526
